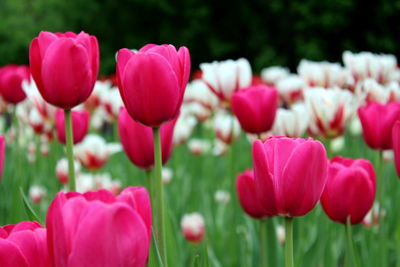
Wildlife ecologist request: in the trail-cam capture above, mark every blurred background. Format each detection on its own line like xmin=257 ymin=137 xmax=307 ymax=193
xmin=1 ymin=0 xmax=400 ymax=74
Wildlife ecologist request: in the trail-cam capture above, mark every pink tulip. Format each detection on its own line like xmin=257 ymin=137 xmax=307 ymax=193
xmin=29 ymin=31 xmax=99 ymax=109
xmin=118 ymin=107 xmax=177 ymax=169
xmin=252 ymin=137 xmax=328 ymax=217
xmin=0 ymin=65 xmax=30 ymax=104
xmin=231 ymin=85 xmax=278 ymax=134
xmin=392 ymin=121 xmax=400 ymax=177
xmin=0 ymin=136 xmax=5 ymax=180
xmin=358 ymin=101 xmax=400 ymax=150
xmin=321 ymin=156 xmax=376 ymax=224
xmin=55 ymin=109 xmax=90 ymax=144
xmin=116 ymin=44 xmax=190 ymax=127
xmin=47 ymin=187 xmax=151 ymax=267
xmin=0 ymin=221 xmax=49 ymax=267
xmin=236 ymin=170 xmax=268 ymax=219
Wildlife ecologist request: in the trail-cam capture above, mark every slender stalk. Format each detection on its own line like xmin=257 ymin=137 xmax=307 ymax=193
xmin=376 ymin=151 xmax=387 ymax=267
xmin=64 ymin=109 xmax=76 ymax=191
xmin=284 ymin=217 xmax=294 ymax=267
xmin=145 ymin=169 xmax=153 ymax=200
xmin=153 ymin=127 xmax=168 ymax=267
xmin=259 ymin=219 xmax=268 ymax=267
xmin=345 ymin=217 xmax=359 ymax=267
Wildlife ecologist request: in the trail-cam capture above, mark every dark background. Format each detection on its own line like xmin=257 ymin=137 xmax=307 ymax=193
xmin=1 ymin=0 xmax=399 ymax=75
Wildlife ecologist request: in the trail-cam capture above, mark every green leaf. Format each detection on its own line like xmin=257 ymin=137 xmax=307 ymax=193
xmin=19 ymin=187 xmax=43 ymax=225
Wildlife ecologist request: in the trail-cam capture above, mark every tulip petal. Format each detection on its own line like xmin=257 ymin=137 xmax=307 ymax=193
xmin=0 ymin=239 xmax=29 ymax=267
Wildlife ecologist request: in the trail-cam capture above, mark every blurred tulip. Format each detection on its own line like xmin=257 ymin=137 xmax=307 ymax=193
xmin=356 ymin=78 xmax=400 ymax=104
xmin=305 ymin=87 xmax=355 ymax=138
xmin=29 ymin=185 xmax=47 ymax=204
xmin=213 ymin=111 xmax=240 ymax=144
xmin=276 ymin=75 xmax=305 ymax=104
xmin=200 ymin=58 xmax=252 ymax=105
xmin=0 ymin=65 xmax=30 ymax=104
xmin=0 ymin=221 xmax=49 ymax=267
xmin=236 ymin=170 xmax=268 ymax=219
xmin=184 ymin=79 xmax=219 ymax=114
xmin=74 ymin=134 xmax=121 ymax=170
xmin=358 ymin=102 xmax=400 ymax=150
xmin=0 ymin=136 xmax=5 ymax=180
xmin=231 ymin=85 xmax=278 ymax=134
xmin=29 ymin=31 xmax=99 ymax=109
xmin=117 ymin=44 xmax=190 ymax=127
xmin=47 ymin=188 xmax=151 ymax=267
xmin=321 ymin=156 xmax=376 ymax=224
xmin=214 ymin=190 xmax=231 ymax=204
xmin=271 ymin=103 xmax=309 ymax=137
xmin=118 ymin=107 xmax=177 ymax=170
xmin=252 ymin=137 xmax=328 ymax=217
xmin=276 ymin=225 xmax=285 ymax=244
xmin=188 ymin=139 xmax=211 ymax=155
xmin=55 ymin=109 xmax=89 ymax=145
xmin=260 ymin=66 xmax=290 ymax=86
xmin=56 ymin=158 xmax=81 ymax=185
xmin=162 ymin=168 xmax=173 ymax=184
xmin=330 ymin=136 xmax=345 ymax=153
xmin=181 ymin=213 xmax=205 ymax=243
xmin=173 ymin=106 xmax=197 ymax=145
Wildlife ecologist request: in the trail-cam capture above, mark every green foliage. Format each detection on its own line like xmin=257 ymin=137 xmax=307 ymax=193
xmin=1 ymin=0 xmax=400 ymax=74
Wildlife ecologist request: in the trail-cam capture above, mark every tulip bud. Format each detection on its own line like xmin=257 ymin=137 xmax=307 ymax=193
xmin=214 ymin=190 xmax=231 ymax=204
xmin=261 ymin=66 xmax=290 ymax=86
xmin=0 ymin=65 xmax=30 ymax=104
xmin=188 ymin=139 xmax=211 ymax=155
xmin=56 ymin=158 xmax=81 ymax=185
xmin=330 ymin=136 xmax=345 ymax=153
xmin=162 ymin=168 xmax=173 ymax=184
xmin=276 ymin=225 xmax=285 ymax=244
xmin=181 ymin=212 xmax=205 ymax=243
xmin=29 ymin=185 xmax=47 ymax=204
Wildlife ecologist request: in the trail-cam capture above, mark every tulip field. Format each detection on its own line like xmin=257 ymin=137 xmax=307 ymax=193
xmin=1 ymin=31 xmax=400 ymax=267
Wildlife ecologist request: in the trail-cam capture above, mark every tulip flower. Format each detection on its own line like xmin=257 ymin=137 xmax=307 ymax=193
xmin=184 ymin=79 xmax=219 ymax=116
xmin=181 ymin=212 xmax=205 ymax=243
xmin=358 ymin=101 xmax=400 ymax=150
xmin=305 ymin=87 xmax=355 ymax=139
xmin=46 ymin=188 xmax=151 ymax=267
xmin=0 ymin=136 xmax=5 ymax=180
xmin=355 ymin=78 xmax=400 ymax=104
xmin=55 ymin=109 xmax=90 ymax=145
xmin=275 ymin=75 xmax=305 ymax=104
xmin=321 ymin=156 xmax=376 ymax=224
xmin=29 ymin=31 xmax=99 ymax=109
xmin=74 ymin=134 xmax=122 ymax=170
xmin=213 ymin=110 xmax=240 ymax=144
xmin=271 ymin=103 xmax=310 ymax=138
xmin=55 ymin=158 xmax=81 ymax=185
xmin=118 ymin=107 xmax=177 ymax=170
xmin=200 ymin=58 xmax=252 ymax=105
xmin=236 ymin=169 xmax=268 ymax=219
xmin=260 ymin=66 xmax=290 ymax=86
xmin=29 ymin=185 xmax=47 ymax=204
xmin=187 ymin=139 xmax=211 ymax=155
xmin=116 ymin=44 xmax=190 ymax=127
xmin=0 ymin=65 xmax=30 ymax=104
xmin=392 ymin=121 xmax=400 ymax=177
xmin=0 ymin=221 xmax=49 ymax=267
xmin=231 ymin=85 xmax=278 ymax=134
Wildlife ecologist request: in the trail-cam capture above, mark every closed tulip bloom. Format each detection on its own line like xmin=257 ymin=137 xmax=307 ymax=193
xmin=358 ymin=101 xmax=400 ymax=150
xmin=0 ymin=221 xmax=49 ymax=267
xmin=117 ymin=44 xmax=190 ymax=127
xmin=118 ymin=107 xmax=177 ymax=170
xmin=181 ymin=213 xmax=205 ymax=243
xmin=271 ymin=103 xmax=310 ymax=137
xmin=55 ymin=109 xmax=90 ymax=144
xmin=0 ymin=65 xmax=30 ymax=104
xmin=321 ymin=156 xmax=376 ymax=224
xmin=236 ymin=169 xmax=268 ymax=219
xmin=231 ymin=85 xmax=278 ymax=134
xmin=0 ymin=136 xmax=5 ymax=180
xmin=252 ymin=137 xmax=328 ymax=217
xmin=392 ymin=121 xmax=400 ymax=177
xmin=47 ymin=187 xmax=151 ymax=267
xmin=29 ymin=31 xmax=99 ymax=109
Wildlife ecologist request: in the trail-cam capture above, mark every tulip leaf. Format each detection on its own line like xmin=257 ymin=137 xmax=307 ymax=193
xmin=19 ymin=187 xmax=43 ymax=225
xmin=152 ymin=232 xmax=164 ymax=267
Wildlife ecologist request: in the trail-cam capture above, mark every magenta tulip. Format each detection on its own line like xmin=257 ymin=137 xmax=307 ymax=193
xmin=0 ymin=65 xmax=30 ymax=104
xmin=358 ymin=101 xmax=400 ymax=150
xmin=0 ymin=136 xmax=5 ymax=180
xmin=55 ymin=109 xmax=90 ymax=144
xmin=231 ymin=85 xmax=278 ymax=134
xmin=236 ymin=169 xmax=268 ymax=219
xmin=392 ymin=121 xmax=400 ymax=177
xmin=46 ymin=187 xmax=151 ymax=267
xmin=321 ymin=156 xmax=376 ymax=224
xmin=29 ymin=31 xmax=99 ymax=109
xmin=252 ymin=137 xmax=328 ymax=217
xmin=116 ymin=44 xmax=190 ymax=127
xmin=0 ymin=221 xmax=49 ymax=267
xmin=118 ymin=107 xmax=177 ymax=169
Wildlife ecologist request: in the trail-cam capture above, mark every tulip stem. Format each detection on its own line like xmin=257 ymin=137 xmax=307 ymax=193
xmin=64 ymin=109 xmax=76 ymax=191
xmin=260 ymin=220 xmax=268 ymax=267
xmin=284 ymin=217 xmax=294 ymax=267
xmin=345 ymin=217 xmax=359 ymax=267
xmin=153 ymin=127 xmax=168 ymax=267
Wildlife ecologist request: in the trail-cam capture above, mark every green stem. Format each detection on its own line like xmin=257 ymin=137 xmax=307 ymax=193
xmin=260 ymin=220 xmax=268 ymax=267
xmin=153 ymin=127 xmax=168 ymax=267
xmin=145 ymin=169 xmax=153 ymax=200
xmin=64 ymin=109 xmax=76 ymax=191
xmin=284 ymin=217 xmax=294 ymax=267
xmin=345 ymin=217 xmax=359 ymax=267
